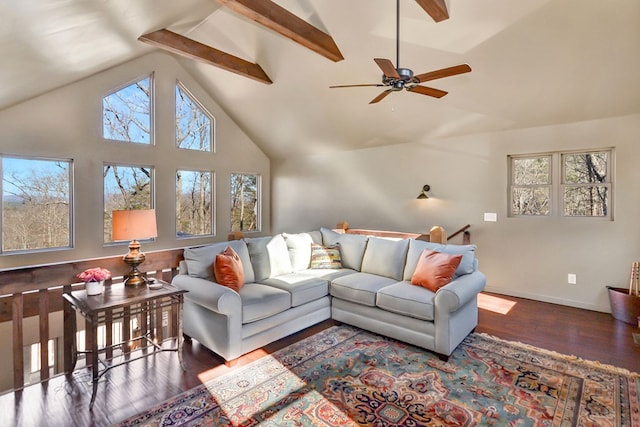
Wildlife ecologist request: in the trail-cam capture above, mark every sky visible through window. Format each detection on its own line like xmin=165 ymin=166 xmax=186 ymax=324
xmin=103 ymin=76 xmax=151 ymax=144
xmin=2 ymin=157 xmax=68 ymax=201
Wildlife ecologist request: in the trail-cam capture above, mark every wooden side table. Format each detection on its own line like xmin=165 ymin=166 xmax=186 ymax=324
xmin=63 ymin=281 xmax=187 ymax=409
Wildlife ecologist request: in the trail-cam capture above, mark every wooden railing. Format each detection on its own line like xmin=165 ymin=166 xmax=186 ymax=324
xmin=0 ymin=248 xmax=184 ymax=392
xmin=336 ymin=222 xmax=472 ymax=245
xmin=448 ymin=224 xmax=472 ymax=245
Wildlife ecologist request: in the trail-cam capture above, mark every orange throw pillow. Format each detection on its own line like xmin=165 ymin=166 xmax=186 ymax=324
xmin=213 ymin=246 xmax=245 ymax=292
xmin=411 ymin=249 xmax=462 ymax=292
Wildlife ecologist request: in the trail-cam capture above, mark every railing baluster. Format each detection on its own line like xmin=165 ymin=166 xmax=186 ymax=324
xmin=12 ymin=293 xmax=24 ymax=390
xmin=38 ymin=289 xmax=50 ymax=382
xmin=123 ymin=307 xmax=131 ymax=353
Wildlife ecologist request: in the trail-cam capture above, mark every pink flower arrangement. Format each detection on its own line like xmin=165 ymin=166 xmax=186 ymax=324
xmin=77 ymin=267 xmax=111 ymax=283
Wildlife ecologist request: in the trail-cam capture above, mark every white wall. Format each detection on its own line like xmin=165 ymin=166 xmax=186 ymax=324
xmin=0 ymin=52 xmax=270 ymax=270
xmin=272 ymin=114 xmax=640 ymax=312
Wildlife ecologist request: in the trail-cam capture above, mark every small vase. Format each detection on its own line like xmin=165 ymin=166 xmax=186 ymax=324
xmin=86 ymin=280 xmax=104 ymax=296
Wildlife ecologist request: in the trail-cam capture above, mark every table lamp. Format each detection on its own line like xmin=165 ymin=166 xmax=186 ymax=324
xmin=112 ymin=209 xmax=157 ymax=286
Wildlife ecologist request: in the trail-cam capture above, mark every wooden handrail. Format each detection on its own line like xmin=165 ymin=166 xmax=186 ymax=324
xmin=0 ymin=248 xmax=184 ymax=393
xmin=336 ymin=222 xmax=472 ymax=245
xmin=448 ymin=224 xmax=471 ymax=244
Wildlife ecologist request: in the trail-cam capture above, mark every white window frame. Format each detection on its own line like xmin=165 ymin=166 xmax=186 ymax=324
xmin=175 ymin=81 xmax=215 ymax=153
xmin=230 ymin=172 xmax=261 ymax=233
xmin=508 ymin=148 xmax=613 ymax=219
xmin=103 ymin=162 xmax=155 ymax=244
xmin=102 ymin=73 xmax=155 ymax=146
xmin=175 ymin=169 xmax=215 ymax=239
xmin=1 ymin=154 xmax=74 ymax=254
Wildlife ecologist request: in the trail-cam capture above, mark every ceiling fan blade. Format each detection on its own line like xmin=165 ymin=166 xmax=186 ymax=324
xmin=414 ymin=64 xmax=472 ymax=83
xmin=407 ymin=85 xmax=448 ymax=98
xmin=329 ymin=84 xmax=384 ymax=88
xmin=369 ymin=89 xmax=393 ymax=104
xmin=374 ymin=58 xmax=400 ymax=79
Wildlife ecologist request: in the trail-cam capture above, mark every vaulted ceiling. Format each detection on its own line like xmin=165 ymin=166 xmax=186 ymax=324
xmin=2 ymin=0 xmax=639 ymax=159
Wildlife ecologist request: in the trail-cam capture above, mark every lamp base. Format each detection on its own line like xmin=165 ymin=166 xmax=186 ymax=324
xmin=123 ymin=240 xmax=147 ymax=287
xmin=123 ymin=269 xmax=147 ymax=287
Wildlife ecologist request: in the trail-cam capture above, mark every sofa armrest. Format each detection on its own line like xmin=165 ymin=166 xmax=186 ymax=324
xmin=171 ymin=275 xmax=241 ymax=315
xmin=434 ymin=271 xmax=486 ymax=312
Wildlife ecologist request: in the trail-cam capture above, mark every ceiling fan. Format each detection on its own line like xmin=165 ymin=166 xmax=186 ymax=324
xmin=330 ymin=0 xmax=471 ymax=104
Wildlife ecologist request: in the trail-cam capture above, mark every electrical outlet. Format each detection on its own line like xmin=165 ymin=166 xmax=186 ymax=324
xmin=568 ymin=274 xmax=577 ymax=285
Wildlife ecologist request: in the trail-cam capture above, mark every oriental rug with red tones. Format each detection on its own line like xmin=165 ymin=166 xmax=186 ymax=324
xmin=117 ymin=325 xmax=640 ymax=426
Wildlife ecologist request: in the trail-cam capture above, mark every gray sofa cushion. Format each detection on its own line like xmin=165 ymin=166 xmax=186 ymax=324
xmin=320 ymin=227 xmax=368 ymax=271
xmin=376 ymin=281 xmax=436 ymax=321
xmin=282 ymin=232 xmax=315 ymax=271
xmin=360 ymin=237 xmax=409 ymax=280
xmin=297 ymin=268 xmax=358 ymax=281
xmin=183 ymin=240 xmax=255 ymax=283
xmin=239 ymin=283 xmax=291 ymax=323
xmin=403 ymin=239 xmax=477 ymax=281
xmin=245 ymin=234 xmax=293 ymax=281
xmin=263 ymin=274 xmax=329 ymax=307
xmin=330 ymin=272 xmax=398 ymax=306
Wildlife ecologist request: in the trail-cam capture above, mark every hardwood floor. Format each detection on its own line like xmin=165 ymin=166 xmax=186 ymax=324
xmin=2 ymin=293 xmax=639 ymax=427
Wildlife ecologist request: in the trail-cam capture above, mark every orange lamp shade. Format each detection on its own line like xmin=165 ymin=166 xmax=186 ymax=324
xmin=112 ymin=209 xmax=157 ymax=241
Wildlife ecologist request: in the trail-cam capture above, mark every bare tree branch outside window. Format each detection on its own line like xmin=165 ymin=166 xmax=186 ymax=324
xmin=509 ymin=150 xmax=612 ymax=218
xmin=103 ymin=164 xmax=152 ymax=242
xmin=2 ymin=157 xmax=71 ymax=252
xmin=103 ymin=76 xmax=151 ymax=144
xmin=230 ymin=173 xmax=259 ymax=232
xmin=562 ymin=152 xmax=609 ymax=217
xmin=176 ymin=170 xmax=213 ymax=237
xmin=176 ymin=83 xmax=213 ymax=152
xmin=510 ymin=156 xmax=551 ymax=216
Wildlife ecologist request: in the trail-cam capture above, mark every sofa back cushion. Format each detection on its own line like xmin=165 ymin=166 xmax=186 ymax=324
xmin=245 ymin=234 xmax=293 ymax=281
xmin=320 ymin=227 xmax=368 ymax=271
xmin=403 ymin=239 xmax=477 ymax=281
xmin=183 ymin=239 xmax=255 ymax=283
xmin=283 ymin=232 xmax=321 ymax=271
xmin=360 ymin=237 xmax=409 ymax=280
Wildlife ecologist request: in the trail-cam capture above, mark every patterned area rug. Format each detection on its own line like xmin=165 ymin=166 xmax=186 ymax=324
xmin=116 ymin=325 xmax=640 ymax=426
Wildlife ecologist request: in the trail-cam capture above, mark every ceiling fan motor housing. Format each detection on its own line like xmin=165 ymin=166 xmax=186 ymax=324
xmin=397 ymin=68 xmax=414 ymax=80
xmin=383 ymin=67 xmax=416 ymax=90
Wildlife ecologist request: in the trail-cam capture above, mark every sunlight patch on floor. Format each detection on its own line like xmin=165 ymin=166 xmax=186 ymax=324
xmin=478 ymin=293 xmax=517 ymax=315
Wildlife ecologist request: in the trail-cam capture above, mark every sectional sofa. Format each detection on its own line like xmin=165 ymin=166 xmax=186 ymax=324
xmin=172 ymin=227 xmax=486 ymax=364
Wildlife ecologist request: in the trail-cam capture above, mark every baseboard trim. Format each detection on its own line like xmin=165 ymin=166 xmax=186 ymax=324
xmin=483 ymin=285 xmax=610 ymax=313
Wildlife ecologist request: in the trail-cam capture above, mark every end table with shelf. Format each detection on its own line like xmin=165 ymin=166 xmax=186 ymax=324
xmin=63 ymin=280 xmax=187 ymax=409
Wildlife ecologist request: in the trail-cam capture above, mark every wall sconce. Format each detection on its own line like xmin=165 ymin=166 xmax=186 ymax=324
xmin=416 ymin=184 xmax=430 ymax=199
xmin=112 ymin=209 xmax=158 ymax=286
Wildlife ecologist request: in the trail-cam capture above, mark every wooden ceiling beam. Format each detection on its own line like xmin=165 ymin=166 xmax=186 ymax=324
xmin=138 ymin=29 xmax=272 ymax=85
xmin=216 ymin=0 xmax=344 ymax=62
xmin=414 ymin=0 xmax=449 ymax=22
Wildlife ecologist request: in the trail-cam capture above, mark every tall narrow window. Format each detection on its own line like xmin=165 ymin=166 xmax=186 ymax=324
xmin=2 ymin=156 xmax=72 ymax=253
xmin=103 ymin=164 xmax=153 ymax=242
xmin=230 ymin=173 xmax=260 ymax=232
xmin=175 ymin=83 xmax=214 ymax=152
xmin=103 ymin=75 xmax=153 ymax=144
xmin=176 ymin=170 xmax=214 ymax=237
xmin=562 ymin=151 xmax=610 ymax=217
xmin=509 ymin=155 xmax=551 ymax=216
